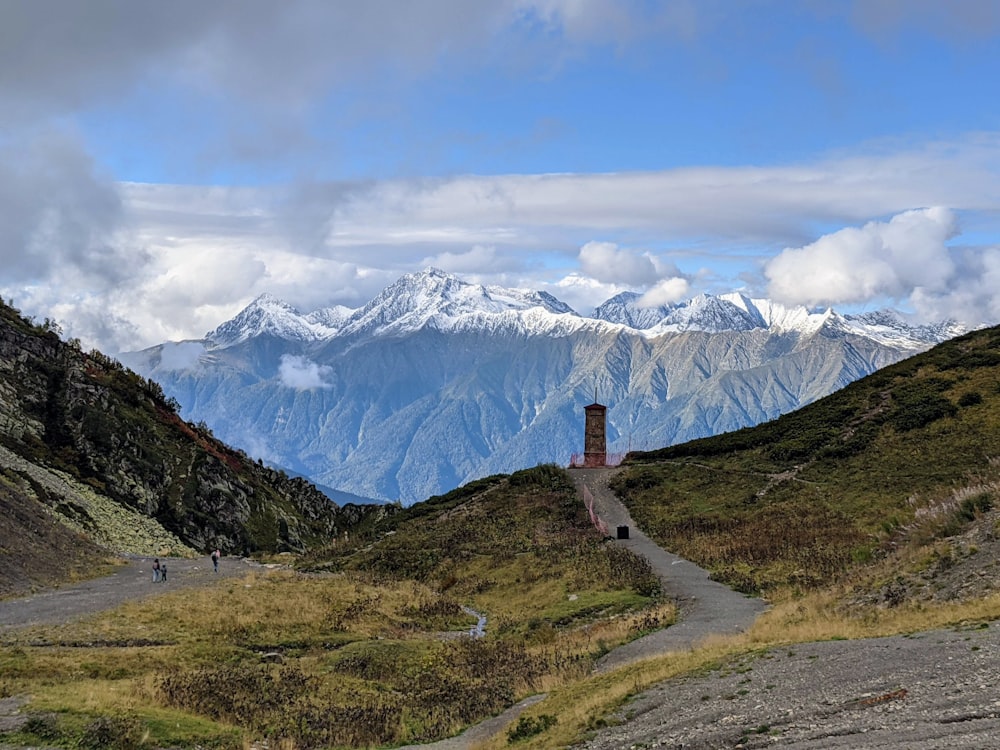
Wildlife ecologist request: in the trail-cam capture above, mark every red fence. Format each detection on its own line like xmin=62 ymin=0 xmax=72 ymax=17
xmin=568 ymin=452 xmax=626 ymax=468
xmin=581 ymin=485 xmax=609 ymax=536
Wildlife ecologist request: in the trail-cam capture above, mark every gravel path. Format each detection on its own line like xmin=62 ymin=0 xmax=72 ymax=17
xmin=0 ymin=554 xmax=257 ymax=633
xmin=571 ymin=467 xmax=769 ymax=672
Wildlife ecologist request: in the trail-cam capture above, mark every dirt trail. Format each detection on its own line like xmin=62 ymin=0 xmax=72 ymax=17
xmin=0 ymin=554 xmax=258 ymax=633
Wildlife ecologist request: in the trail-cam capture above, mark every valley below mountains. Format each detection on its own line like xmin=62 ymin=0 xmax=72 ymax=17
xmin=123 ymin=269 xmax=965 ymax=504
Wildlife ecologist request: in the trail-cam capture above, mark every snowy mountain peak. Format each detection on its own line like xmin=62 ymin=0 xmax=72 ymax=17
xmin=843 ymin=310 xmax=967 ymax=346
xmin=306 ymin=305 xmax=356 ymax=330
xmin=593 ymin=291 xmax=675 ymax=329
xmin=657 ymin=294 xmax=763 ymax=333
xmin=338 ymin=267 xmax=579 ymax=338
xmin=594 ymin=291 xmax=767 ymax=333
xmin=206 ymin=293 xmax=337 ymax=347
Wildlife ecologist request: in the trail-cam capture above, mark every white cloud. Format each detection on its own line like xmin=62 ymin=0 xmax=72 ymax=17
xmin=910 ymin=246 xmax=1000 ymax=327
xmin=514 ymin=0 xmax=700 ymax=49
xmin=420 ymin=244 xmax=517 ymax=275
xmin=157 ymin=342 xmax=207 ymax=371
xmin=547 ymin=273 xmax=627 ymax=315
xmin=7 ymin=137 xmax=1000 ymax=351
xmin=0 ymin=132 xmax=133 ymax=285
xmin=317 ymin=137 xmax=1000 ymax=254
xmin=278 ymin=354 xmax=333 ymax=389
xmin=638 ymin=277 xmax=690 ymax=308
xmin=578 ymin=241 xmax=658 ymax=285
xmin=764 ymin=207 xmax=957 ymax=307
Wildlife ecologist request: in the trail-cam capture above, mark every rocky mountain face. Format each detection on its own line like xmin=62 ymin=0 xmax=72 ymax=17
xmin=0 ymin=299 xmax=385 ymax=562
xmin=122 ymin=269 xmax=966 ymax=505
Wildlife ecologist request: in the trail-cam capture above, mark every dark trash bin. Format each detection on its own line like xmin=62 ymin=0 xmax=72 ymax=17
xmin=616 ymin=525 xmax=629 ymax=540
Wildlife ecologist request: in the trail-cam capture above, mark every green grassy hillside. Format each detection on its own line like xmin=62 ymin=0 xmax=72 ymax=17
xmin=613 ymin=325 xmax=1000 ymax=594
xmin=305 ymin=464 xmax=664 ymax=643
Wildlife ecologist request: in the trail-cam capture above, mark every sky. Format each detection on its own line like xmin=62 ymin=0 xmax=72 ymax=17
xmin=2 ymin=0 xmax=1000 ymax=352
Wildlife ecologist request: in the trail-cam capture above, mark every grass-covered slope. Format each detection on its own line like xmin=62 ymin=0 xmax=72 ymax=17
xmin=613 ymin=324 xmax=1000 ymax=594
xmin=0 ymin=298 xmax=380 ymax=580
xmin=305 ymin=464 xmax=665 ymax=644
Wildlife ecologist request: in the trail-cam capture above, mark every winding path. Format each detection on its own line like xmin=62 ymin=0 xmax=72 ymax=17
xmin=573 ymin=467 xmax=768 ymax=672
xmin=399 ymin=468 xmax=768 ymax=749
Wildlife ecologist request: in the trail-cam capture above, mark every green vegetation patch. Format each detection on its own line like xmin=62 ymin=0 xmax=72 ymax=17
xmin=309 ymin=464 xmax=662 ymax=635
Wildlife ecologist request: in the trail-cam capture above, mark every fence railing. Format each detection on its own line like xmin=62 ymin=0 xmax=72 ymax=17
xmin=568 ymin=452 xmax=626 ymax=468
xmin=582 ymin=485 xmax=609 ymax=536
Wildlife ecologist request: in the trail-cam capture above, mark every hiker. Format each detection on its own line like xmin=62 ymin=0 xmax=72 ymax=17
xmin=160 ymin=562 xmax=167 ymax=582
xmin=152 ymin=558 xmax=160 ymax=582
xmin=211 ymin=549 xmax=220 ymax=573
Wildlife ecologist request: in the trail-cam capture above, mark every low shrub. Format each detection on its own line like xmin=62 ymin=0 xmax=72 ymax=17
xmin=77 ymin=715 xmax=145 ymax=750
xmin=508 ymin=713 xmax=557 ymax=742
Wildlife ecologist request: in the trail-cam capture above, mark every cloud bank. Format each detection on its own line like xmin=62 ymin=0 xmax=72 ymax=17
xmin=765 ymin=207 xmax=958 ymax=307
xmin=2 ymin=3 xmax=999 ymax=349
xmin=4 ymin=139 xmax=998 ymax=351
xmin=279 ymin=355 xmax=333 ymax=390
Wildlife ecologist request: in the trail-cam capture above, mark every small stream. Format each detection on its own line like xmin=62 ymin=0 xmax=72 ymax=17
xmin=461 ymin=605 xmax=487 ymax=638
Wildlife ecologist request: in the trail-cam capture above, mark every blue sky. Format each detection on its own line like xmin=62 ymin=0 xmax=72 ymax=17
xmin=2 ymin=1 xmax=1000 ymax=351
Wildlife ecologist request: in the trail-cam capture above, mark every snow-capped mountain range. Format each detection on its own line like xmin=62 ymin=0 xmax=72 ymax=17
xmin=121 ymin=268 xmax=966 ymax=504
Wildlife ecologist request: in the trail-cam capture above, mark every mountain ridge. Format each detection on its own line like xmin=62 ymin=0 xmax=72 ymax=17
xmin=202 ymin=268 xmax=965 ymax=349
xmin=123 ymin=269 xmax=969 ymax=504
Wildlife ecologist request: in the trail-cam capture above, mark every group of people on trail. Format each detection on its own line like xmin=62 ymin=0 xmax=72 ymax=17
xmin=150 ymin=549 xmax=221 ymax=582
xmin=151 ymin=558 xmax=167 ymax=582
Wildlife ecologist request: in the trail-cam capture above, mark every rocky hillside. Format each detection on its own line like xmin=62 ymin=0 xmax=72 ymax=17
xmin=0 ymin=299 xmax=386 ymax=594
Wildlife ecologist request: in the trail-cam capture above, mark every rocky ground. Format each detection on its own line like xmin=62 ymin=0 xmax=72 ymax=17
xmin=579 ymin=624 xmax=1000 ymax=749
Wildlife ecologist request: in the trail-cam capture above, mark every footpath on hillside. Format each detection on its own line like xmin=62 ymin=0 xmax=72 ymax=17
xmin=397 ymin=467 xmax=769 ymax=750
xmin=572 ymin=467 xmax=769 ymax=671
xmin=0 ymin=555 xmax=257 ymax=632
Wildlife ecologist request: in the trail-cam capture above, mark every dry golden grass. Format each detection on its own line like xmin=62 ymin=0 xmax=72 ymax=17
xmin=13 ymin=569 xmax=469 ymax=650
xmin=746 ymin=586 xmax=1000 ymax=645
xmin=2 ymin=554 xmax=667 ymax=749
xmin=474 ymin=582 xmax=1000 ymax=749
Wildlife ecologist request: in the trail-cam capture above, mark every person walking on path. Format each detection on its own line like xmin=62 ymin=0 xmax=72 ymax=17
xmin=152 ymin=558 xmax=160 ymax=582
xmin=211 ymin=549 xmax=220 ymax=573
xmin=160 ymin=562 xmax=167 ymax=582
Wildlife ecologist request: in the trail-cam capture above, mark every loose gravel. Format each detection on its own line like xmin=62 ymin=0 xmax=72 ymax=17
xmin=578 ymin=625 xmax=1000 ymax=749
xmin=0 ymin=554 xmax=258 ymax=633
